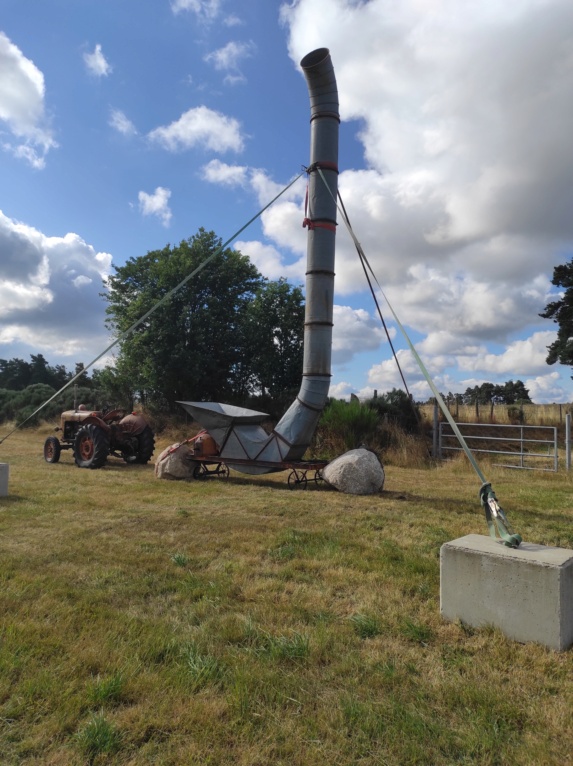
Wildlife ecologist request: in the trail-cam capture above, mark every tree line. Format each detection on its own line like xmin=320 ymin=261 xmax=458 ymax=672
xmin=441 ymin=380 xmax=532 ymax=406
xmin=0 ymin=355 xmax=90 ymax=392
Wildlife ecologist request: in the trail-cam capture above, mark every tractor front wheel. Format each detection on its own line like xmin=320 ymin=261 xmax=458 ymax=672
xmin=74 ymin=424 xmax=109 ymax=469
xmin=43 ymin=436 xmax=61 ymax=464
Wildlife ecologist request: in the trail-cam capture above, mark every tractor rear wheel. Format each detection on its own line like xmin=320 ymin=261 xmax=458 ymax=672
xmin=44 ymin=436 xmax=61 ymax=464
xmin=74 ymin=424 xmax=109 ymax=469
xmin=123 ymin=426 xmax=155 ymax=464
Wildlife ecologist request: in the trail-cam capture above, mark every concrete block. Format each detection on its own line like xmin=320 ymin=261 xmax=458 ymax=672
xmin=440 ymin=534 xmax=573 ymax=651
xmin=0 ymin=463 xmax=8 ymax=497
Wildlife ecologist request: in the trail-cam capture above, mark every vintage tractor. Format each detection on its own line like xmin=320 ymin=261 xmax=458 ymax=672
xmin=43 ymin=407 xmax=155 ymax=469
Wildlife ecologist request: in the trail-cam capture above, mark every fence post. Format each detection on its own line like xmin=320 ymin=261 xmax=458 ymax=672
xmin=432 ymin=401 xmax=439 ymax=459
xmin=566 ymin=413 xmax=571 ymax=472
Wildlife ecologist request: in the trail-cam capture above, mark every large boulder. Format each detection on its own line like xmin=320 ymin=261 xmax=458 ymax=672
xmin=323 ymin=448 xmax=385 ymax=495
xmin=155 ymin=442 xmax=197 ymax=480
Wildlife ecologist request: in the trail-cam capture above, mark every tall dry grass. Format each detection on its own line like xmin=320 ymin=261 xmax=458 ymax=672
xmin=420 ymin=402 xmax=572 ymax=427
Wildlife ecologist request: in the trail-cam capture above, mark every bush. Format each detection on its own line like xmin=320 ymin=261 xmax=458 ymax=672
xmin=311 ymin=392 xmax=430 ymax=465
xmin=0 ymin=383 xmax=125 ymax=426
xmin=365 ymin=389 xmax=420 ymax=434
xmin=317 ymin=399 xmax=380 ymax=455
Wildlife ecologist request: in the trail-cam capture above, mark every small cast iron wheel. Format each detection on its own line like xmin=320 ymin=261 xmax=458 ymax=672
xmin=217 ymin=463 xmax=230 ymax=479
xmin=43 ymin=436 xmax=61 ymax=464
xmin=193 ymin=463 xmax=206 ymax=479
xmin=313 ymin=469 xmax=323 ymax=484
xmin=74 ymin=424 xmax=109 ymax=469
xmin=287 ymin=470 xmax=307 ymax=490
xmin=122 ymin=426 xmax=155 ymax=464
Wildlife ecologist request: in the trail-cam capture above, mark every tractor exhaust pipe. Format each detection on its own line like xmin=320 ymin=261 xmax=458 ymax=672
xmin=272 ymin=48 xmax=339 ymax=458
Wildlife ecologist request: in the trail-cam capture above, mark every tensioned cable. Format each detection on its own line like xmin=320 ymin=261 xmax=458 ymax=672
xmin=335 ymin=192 xmax=414 ymax=404
xmin=316 ymin=166 xmax=521 ymax=546
xmin=0 ymin=171 xmax=305 ymax=447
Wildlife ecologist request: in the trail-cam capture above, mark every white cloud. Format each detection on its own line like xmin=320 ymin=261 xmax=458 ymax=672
xmin=332 ymin=305 xmax=387 ymax=365
xmin=274 ymin=1 xmax=573 ymax=386
xmin=0 ymin=210 xmax=112 ymax=360
xmin=234 ymin=240 xmax=304 ymax=282
xmin=204 ymin=41 xmax=256 ymax=84
xmin=224 ymin=14 xmax=243 ymax=27
xmin=148 ymin=106 xmax=244 ymax=153
xmin=525 ymin=372 xmax=571 ymax=404
xmin=328 ymin=380 xmax=353 ymax=400
xmin=171 ymin=0 xmax=221 ymax=20
xmin=379 ymin=266 xmax=552 ymax=344
xmin=362 ymin=330 xmax=565 ymax=402
xmin=456 ymin=331 xmax=557 ymax=376
xmin=201 ymin=159 xmax=248 ymax=186
xmin=0 ymin=32 xmax=57 ymax=168
xmin=138 ymin=187 xmax=172 ymax=227
xmin=83 ymin=43 xmax=112 ymax=77
xmin=282 ymin=0 xmax=573 ymax=251
xmin=109 ymin=108 xmax=137 ymax=136
xmin=367 ymin=348 xmax=440 ymax=393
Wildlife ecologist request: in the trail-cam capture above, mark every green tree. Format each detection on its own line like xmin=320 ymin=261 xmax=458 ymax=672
xmin=463 ymin=380 xmax=531 ymax=405
xmin=91 ymin=364 xmax=136 ymax=411
xmin=245 ymin=278 xmax=304 ymax=399
xmin=0 ymin=358 xmax=32 ymax=390
xmin=499 ymin=380 xmax=531 ymax=404
xmin=104 ymin=229 xmax=264 ymax=411
xmin=0 ymin=356 xmax=74 ymax=392
xmin=366 ymin=388 xmax=420 ymax=433
xmin=540 ymin=259 xmax=573 ymax=367
xmin=29 ymin=354 xmax=53 ymax=386
xmin=73 ymin=362 xmax=90 ymax=387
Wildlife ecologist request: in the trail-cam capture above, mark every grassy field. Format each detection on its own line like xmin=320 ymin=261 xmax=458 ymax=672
xmin=1 ymin=425 xmax=573 ymax=765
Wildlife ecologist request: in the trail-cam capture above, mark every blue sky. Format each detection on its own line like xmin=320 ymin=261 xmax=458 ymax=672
xmin=1 ymin=0 xmax=572 ymax=403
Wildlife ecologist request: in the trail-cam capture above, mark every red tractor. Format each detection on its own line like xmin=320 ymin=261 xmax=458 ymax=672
xmin=43 ymin=407 xmax=155 ymax=469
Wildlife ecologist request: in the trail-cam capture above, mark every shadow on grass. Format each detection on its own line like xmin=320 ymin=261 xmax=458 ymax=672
xmin=224 ymin=474 xmax=334 ymax=492
xmin=0 ymin=494 xmax=26 ymax=506
xmin=382 ymin=489 xmax=476 ymax=515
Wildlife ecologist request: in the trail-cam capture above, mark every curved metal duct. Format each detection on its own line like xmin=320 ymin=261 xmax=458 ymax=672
xmin=179 ymin=48 xmax=339 ymax=472
xmin=272 ymin=47 xmax=339 ymax=458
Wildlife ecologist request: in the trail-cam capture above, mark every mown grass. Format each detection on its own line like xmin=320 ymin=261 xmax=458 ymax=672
xmin=1 ymin=425 xmax=573 ymax=764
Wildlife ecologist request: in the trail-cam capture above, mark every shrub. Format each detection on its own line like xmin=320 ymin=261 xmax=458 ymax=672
xmin=365 ymin=388 xmax=421 ymax=434
xmin=312 ymin=393 xmax=430 ymax=465
xmin=0 ymin=383 xmax=113 ymax=426
xmin=318 ymin=399 xmax=380 ymax=455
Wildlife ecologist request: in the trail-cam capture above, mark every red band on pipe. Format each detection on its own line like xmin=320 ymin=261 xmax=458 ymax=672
xmin=302 ymin=218 xmax=337 ymax=232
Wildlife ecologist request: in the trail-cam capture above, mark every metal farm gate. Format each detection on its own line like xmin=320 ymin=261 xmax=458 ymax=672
xmin=437 ymin=421 xmax=559 ymax=472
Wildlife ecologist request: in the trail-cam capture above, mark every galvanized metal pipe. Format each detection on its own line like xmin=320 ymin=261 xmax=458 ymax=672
xmin=273 ymin=48 xmax=340 ymax=459
xmin=178 ymin=49 xmax=339 ymax=472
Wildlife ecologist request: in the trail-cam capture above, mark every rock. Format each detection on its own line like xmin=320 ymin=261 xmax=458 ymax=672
xmin=155 ymin=442 xmax=197 ymax=480
xmin=323 ymin=448 xmax=385 ymax=495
